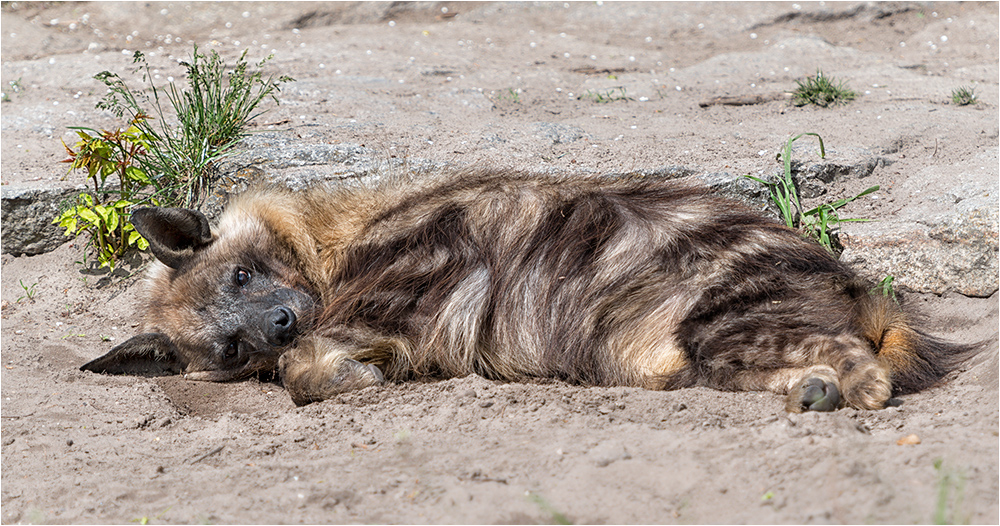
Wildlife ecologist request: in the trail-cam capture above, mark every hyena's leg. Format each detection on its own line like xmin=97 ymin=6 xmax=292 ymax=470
xmin=701 ymin=333 xmax=892 ymax=412
xmin=278 ymin=337 xmax=387 ymax=406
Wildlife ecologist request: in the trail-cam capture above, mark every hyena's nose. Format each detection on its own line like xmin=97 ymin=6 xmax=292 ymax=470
xmin=265 ymin=306 xmax=297 ymax=345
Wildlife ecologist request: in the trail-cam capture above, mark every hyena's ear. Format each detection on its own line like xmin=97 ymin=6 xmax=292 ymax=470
xmin=80 ymin=333 xmax=186 ymax=377
xmin=131 ymin=207 xmax=213 ymax=269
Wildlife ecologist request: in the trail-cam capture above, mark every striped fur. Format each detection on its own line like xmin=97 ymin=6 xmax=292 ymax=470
xmin=81 ymin=169 xmax=976 ymax=410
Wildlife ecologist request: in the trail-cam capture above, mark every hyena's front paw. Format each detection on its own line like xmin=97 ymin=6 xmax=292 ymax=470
xmin=279 ymin=341 xmax=385 ymax=406
xmin=786 ymin=377 xmax=841 ymax=413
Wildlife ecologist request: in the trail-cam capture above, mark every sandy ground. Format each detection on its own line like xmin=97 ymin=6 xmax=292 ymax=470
xmin=2 ymin=2 xmax=998 ymax=524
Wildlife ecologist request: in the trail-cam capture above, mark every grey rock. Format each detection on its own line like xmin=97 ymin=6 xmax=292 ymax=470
xmin=235 ymin=133 xmax=377 ymax=170
xmin=790 ymin=156 xmax=890 ymax=198
xmin=840 ymin=205 xmax=999 ymax=297
xmin=604 ymin=167 xmax=773 ymax=211
xmin=695 ymin=171 xmax=774 ymax=212
xmin=606 ymin=165 xmax=697 ymax=180
xmin=204 ymin=134 xmax=449 ymax=218
xmin=6 ymin=135 xmax=995 ymax=303
xmin=1 ymin=186 xmax=82 ymax=256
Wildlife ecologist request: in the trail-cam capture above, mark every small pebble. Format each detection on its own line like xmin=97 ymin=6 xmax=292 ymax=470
xmin=896 ymin=434 xmax=921 ymax=445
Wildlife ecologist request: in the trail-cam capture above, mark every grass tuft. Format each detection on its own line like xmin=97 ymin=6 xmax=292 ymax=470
xmin=872 ymin=275 xmax=897 ymax=302
xmin=578 ymin=86 xmax=634 ymax=103
xmin=2 ymin=77 xmax=23 ymax=102
xmin=528 ymin=492 xmax=572 ymax=525
xmin=17 ymin=279 xmax=38 ymax=302
xmin=950 ymin=85 xmax=977 ymax=106
xmin=95 ymin=45 xmax=293 ymax=208
xmin=496 ymin=87 xmax=522 ymax=103
xmin=792 ymin=70 xmax=856 ymax=107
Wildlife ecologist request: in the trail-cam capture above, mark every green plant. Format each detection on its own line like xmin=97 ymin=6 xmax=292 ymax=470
xmin=55 ymin=122 xmax=153 ymax=270
xmin=61 ymin=121 xmax=155 ymax=197
xmin=578 ymin=86 xmax=634 ymax=103
xmin=497 ymin=87 xmax=521 ymax=103
xmin=56 ymin=194 xmax=149 ymax=270
xmin=744 ymin=133 xmax=879 ymax=253
xmin=2 ymin=77 xmax=22 ymax=102
xmin=873 ymin=275 xmax=897 ymax=302
xmin=950 ymin=85 xmax=977 ymax=106
xmin=528 ymin=492 xmax=572 ymax=525
xmin=131 ymin=505 xmax=172 ymax=525
xmin=792 ymin=70 xmax=856 ymax=107
xmin=933 ymin=459 xmax=967 ymax=524
xmin=94 ymin=45 xmax=292 ymax=208
xmin=17 ymin=280 xmax=37 ymax=302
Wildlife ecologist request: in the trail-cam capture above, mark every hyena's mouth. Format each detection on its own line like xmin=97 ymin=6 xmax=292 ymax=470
xmin=186 ymin=337 xmax=287 ymax=382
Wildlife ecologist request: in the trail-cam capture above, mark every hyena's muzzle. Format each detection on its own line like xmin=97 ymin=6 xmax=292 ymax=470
xmin=186 ymin=283 xmax=316 ymax=381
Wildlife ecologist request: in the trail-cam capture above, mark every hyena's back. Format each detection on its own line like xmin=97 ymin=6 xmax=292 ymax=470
xmin=291 ymin=172 xmax=968 ymax=410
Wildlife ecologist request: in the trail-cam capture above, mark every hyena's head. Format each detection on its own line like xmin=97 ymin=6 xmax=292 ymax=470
xmin=81 ymin=203 xmax=319 ymax=382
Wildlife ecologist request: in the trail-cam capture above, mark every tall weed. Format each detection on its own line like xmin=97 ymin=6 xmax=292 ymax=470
xmin=95 ymin=45 xmax=292 ymax=207
xmin=745 ymin=133 xmax=879 ymax=254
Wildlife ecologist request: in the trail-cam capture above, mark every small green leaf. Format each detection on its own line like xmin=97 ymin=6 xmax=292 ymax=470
xmin=55 ymin=214 xmax=78 ymax=235
xmin=125 ymin=165 xmax=151 ymax=184
xmin=107 ymin=207 xmax=119 ymax=229
xmin=127 ymin=228 xmax=148 ymax=249
xmin=78 ymin=207 xmax=99 ymax=224
xmin=93 ymin=204 xmax=113 ymax=226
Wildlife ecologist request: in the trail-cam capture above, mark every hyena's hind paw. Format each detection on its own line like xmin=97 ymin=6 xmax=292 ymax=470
xmin=786 ymin=377 xmax=841 ymax=412
xmin=839 ymin=360 xmax=892 ymax=411
xmin=279 ymin=340 xmax=385 ymax=406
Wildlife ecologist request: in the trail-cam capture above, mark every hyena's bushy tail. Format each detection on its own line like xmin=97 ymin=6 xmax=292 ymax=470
xmin=858 ymin=293 xmax=980 ymax=395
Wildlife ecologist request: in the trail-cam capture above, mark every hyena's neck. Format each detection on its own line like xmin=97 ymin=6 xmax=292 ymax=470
xmin=245 ymin=185 xmax=404 ymax=291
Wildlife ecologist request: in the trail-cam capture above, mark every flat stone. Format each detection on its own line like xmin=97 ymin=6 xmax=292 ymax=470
xmin=1 ymin=186 xmax=82 ymax=256
xmin=840 ymin=206 xmax=999 ymax=297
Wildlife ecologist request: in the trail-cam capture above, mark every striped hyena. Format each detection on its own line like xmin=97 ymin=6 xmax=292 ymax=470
xmin=80 ymin=169 xmax=974 ymax=411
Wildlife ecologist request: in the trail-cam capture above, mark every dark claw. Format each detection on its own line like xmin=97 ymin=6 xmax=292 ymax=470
xmin=801 ymin=377 xmax=840 ymax=411
xmin=366 ymin=363 xmax=385 ymax=383
xmin=788 ymin=377 xmax=841 ymax=412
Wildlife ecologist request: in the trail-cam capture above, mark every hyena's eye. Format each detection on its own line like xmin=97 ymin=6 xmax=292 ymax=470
xmin=224 ymin=340 xmax=240 ymax=360
xmin=235 ymin=268 xmax=252 ymax=287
